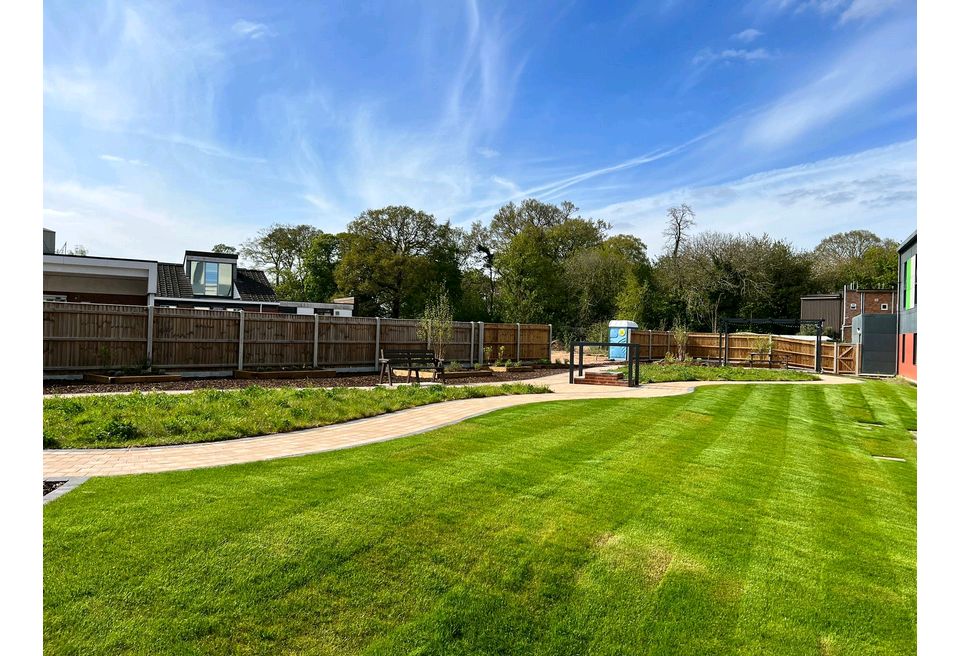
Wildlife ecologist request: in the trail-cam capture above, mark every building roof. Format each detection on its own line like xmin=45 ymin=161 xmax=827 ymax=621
xmin=235 ymin=269 xmax=277 ymax=302
xmin=898 ymin=230 xmax=917 ymax=253
xmin=156 ymin=263 xmax=277 ymax=302
xmin=184 ymin=249 xmax=239 ymax=260
xmin=157 ymin=262 xmax=194 ymax=298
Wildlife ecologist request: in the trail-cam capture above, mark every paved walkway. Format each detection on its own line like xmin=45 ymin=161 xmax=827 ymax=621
xmin=43 ymin=371 xmax=859 ymax=478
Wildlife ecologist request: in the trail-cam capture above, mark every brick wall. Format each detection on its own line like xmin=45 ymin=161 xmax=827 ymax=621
xmin=841 ymin=288 xmax=895 ymax=342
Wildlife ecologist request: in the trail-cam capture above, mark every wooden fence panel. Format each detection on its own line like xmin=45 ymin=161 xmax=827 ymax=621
xmin=42 ymin=301 xmax=552 ymax=373
xmin=317 ymin=317 xmax=378 ymax=367
xmin=153 ymin=308 xmax=240 ymax=369
xmin=519 ymin=323 xmax=549 ymax=361
xmin=43 ymin=302 xmax=148 ymax=371
xmin=243 ymin=313 xmax=315 ymax=368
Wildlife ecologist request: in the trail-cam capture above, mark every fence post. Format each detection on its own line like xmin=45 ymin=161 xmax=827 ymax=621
xmin=313 ymin=314 xmax=319 ymax=369
xmin=145 ymin=305 xmax=154 ymax=368
xmin=548 ymin=324 xmax=553 ymax=363
xmin=469 ymin=321 xmax=475 ymax=367
xmin=648 ymin=330 xmax=653 ymax=361
xmin=516 ymin=322 xmax=521 ymax=361
xmin=478 ymin=322 xmax=484 ymax=363
xmin=237 ymin=311 xmax=245 ymax=370
xmin=374 ymin=317 xmax=381 ymax=369
xmin=833 ymin=341 xmax=839 ymax=374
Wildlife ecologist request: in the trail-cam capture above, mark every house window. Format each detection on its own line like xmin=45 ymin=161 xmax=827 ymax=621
xmin=849 ymin=303 xmax=857 ymax=310
xmin=901 ymin=334 xmax=906 ymax=363
xmin=190 ymin=261 xmax=234 ymax=297
xmin=881 ymin=303 xmax=888 ymax=311
xmin=902 ymin=255 xmax=915 ymax=309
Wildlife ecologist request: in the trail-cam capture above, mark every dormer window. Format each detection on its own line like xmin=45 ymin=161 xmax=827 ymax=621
xmin=184 ymin=251 xmax=237 ymax=297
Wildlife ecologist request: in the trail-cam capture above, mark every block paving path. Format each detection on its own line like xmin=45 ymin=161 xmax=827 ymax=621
xmin=43 ymin=371 xmax=859 ymax=478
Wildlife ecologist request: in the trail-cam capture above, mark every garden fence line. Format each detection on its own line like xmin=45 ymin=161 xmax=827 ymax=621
xmin=43 ymin=302 xmax=552 ymax=373
xmin=625 ymin=330 xmax=858 ymax=375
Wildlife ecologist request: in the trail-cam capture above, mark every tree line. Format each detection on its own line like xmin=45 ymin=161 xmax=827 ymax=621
xmin=222 ymin=200 xmax=900 ymax=338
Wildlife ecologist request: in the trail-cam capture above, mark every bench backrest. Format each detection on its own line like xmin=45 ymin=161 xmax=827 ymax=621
xmin=381 ymin=350 xmax=441 ymax=367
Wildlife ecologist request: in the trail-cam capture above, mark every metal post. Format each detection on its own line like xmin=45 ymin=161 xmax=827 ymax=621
xmin=516 ymin=322 xmax=521 ymax=362
xmin=579 ymin=343 xmax=584 ymax=377
xmin=237 ymin=311 xmax=245 ymax=370
xmin=145 ymin=304 xmax=154 ymax=368
xmin=815 ymin=320 xmax=823 ymax=373
xmin=469 ymin=321 xmax=475 ymax=367
xmin=313 ymin=314 xmax=319 ymax=369
xmin=569 ymin=339 xmax=575 ymax=384
xmin=723 ymin=321 xmax=730 ymax=366
xmin=627 ymin=344 xmax=633 ymax=387
xmin=374 ymin=317 xmax=381 ymax=369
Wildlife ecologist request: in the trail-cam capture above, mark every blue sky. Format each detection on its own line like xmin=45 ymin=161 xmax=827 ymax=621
xmin=43 ymin=0 xmax=917 ymax=261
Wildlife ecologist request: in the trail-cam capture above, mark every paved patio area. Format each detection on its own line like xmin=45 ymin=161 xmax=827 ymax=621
xmin=42 ymin=370 xmax=860 ymax=478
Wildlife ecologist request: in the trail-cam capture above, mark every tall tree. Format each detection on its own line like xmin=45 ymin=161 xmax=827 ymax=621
xmin=811 ymin=229 xmax=897 ymax=290
xmin=240 ymin=224 xmax=320 ymax=299
xmin=211 ymin=243 xmax=237 ymax=254
xmin=335 ymin=206 xmax=461 ymax=318
xmin=301 ymin=233 xmax=342 ymax=302
xmin=663 ymin=204 xmax=696 ymax=258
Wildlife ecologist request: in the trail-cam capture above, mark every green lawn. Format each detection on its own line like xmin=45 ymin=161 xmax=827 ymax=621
xmin=42 ymin=383 xmax=550 ymax=449
xmin=617 ymin=363 xmax=820 ymax=383
xmin=44 ymin=380 xmax=916 ymax=655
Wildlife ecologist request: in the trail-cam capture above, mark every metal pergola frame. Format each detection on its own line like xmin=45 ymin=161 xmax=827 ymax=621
xmin=568 ymin=340 xmax=644 ymax=387
xmin=720 ymin=317 xmax=825 ymax=373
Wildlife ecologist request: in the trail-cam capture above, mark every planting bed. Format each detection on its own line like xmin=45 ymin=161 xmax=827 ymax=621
xmin=234 ymin=369 xmax=336 ymax=380
xmin=82 ymin=373 xmax=183 ymax=384
xmin=44 ymin=366 xmax=603 ymax=396
xmin=392 ymin=369 xmax=494 ymax=381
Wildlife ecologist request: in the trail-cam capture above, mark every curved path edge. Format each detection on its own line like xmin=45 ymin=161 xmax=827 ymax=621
xmin=42 ymin=372 xmax=859 ymax=478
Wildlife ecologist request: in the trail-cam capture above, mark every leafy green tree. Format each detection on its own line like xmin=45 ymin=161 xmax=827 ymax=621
xmin=302 ymin=233 xmax=341 ymax=302
xmin=417 ymin=289 xmax=455 ymax=360
xmin=812 ymin=230 xmax=897 ymax=290
xmin=211 ymin=243 xmax=237 ymax=254
xmin=240 ymin=224 xmax=321 ymax=299
xmin=335 ymin=206 xmax=461 ymax=318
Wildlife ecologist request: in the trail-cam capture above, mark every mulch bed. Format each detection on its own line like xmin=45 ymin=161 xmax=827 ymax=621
xmin=43 ymin=365 xmax=603 ymax=396
xmin=44 ymin=480 xmax=66 ymax=496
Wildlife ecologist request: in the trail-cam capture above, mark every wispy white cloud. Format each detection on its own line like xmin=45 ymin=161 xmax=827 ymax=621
xmin=477 ymin=146 xmax=500 ymax=158
xmin=692 ymin=47 xmax=772 ymax=66
xmin=765 ymin=0 xmax=906 ymax=25
xmin=231 ymin=19 xmax=275 ymax=40
xmin=99 ymin=154 xmax=146 ymax=166
xmin=43 ymin=180 xmax=249 ymax=261
xmin=586 ymin=140 xmax=916 ymax=252
xmin=742 ymin=19 xmax=914 ymax=149
xmin=732 ymin=28 xmax=764 ymax=42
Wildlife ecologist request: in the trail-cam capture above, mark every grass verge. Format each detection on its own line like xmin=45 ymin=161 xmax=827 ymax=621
xmin=44 ymin=381 xmax=916 ymax=654
xmin=617 ymin=363 xmax=820 ymax=383
xmin=43 ymin=383 xmax=550 ymax=449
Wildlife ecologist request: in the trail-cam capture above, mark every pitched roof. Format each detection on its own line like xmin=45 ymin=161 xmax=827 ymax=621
xmin=157 ymin=262 xmax=194 ymax=298
xmin=235 ymin=268 xmax=276 ymax=302
xmin=156 ymin=262 xmax=276 ymax=301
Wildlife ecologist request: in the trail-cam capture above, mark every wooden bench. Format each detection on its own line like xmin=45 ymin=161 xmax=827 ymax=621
xmin=378 ymin=349 xmax=445 ymax=385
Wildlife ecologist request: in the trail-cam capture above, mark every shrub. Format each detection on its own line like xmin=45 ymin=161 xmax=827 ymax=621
xmin=96 ymin=418 xmax=139 ymax=442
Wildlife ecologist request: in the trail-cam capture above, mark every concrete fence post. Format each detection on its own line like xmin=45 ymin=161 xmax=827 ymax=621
xmin=238 ymin=311 xmax=245 ymax=370
xmin=469 ymin=321 xmax=475 ymax=367
xmin=374 ymin=317 xmax=381 ymax=368
xmin=145 ymin=305 xmax=154 ymax=368
xmin=313 ymin=314 xmax=319 ymax=369
xmin=548 ymin=324 xmax=553 ymax=362
xmin=478 ymin=322 xmax=485 ymax=363
xmin=516 ymin=322 xmax=521 ymax=361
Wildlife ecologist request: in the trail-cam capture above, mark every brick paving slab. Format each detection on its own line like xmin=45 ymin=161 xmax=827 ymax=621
xmin=42 ymin=371 xmax=860 ymax=478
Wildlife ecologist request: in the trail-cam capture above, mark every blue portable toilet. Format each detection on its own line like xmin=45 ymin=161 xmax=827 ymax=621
xmin=608 ymin=320 xmax=638 ymax=361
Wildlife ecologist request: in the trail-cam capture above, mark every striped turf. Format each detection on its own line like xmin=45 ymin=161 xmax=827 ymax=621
xmin=43 ymin=380 xmax=916 ymax=655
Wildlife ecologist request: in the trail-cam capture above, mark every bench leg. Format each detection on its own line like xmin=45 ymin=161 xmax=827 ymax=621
xmin=378 ymin=363 xmax=385 ymax=385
